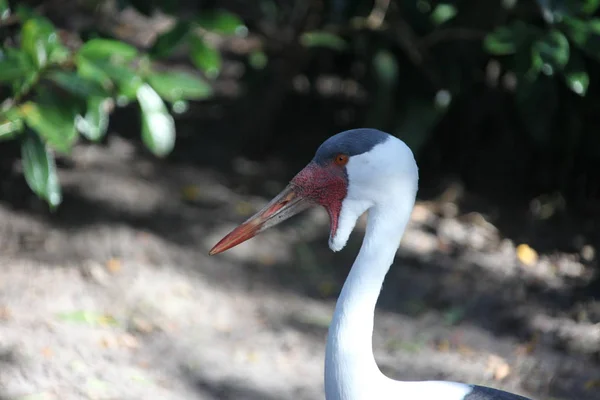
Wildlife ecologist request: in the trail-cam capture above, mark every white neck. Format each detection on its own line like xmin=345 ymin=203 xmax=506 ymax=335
xmin=323 ymin=191 xmax=477 ymax=400
xmin=324 ymin=194 xmax=413 ymax=400
xmin=322 ymin=137 xmax=477 ymax=400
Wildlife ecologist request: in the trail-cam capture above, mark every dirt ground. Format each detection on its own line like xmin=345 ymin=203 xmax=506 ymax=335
xmin=0 ymin=134 xmax=599 ymax=400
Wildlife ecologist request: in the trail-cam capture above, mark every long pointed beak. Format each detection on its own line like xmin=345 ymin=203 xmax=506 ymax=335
xmin=209 ymin=184 xmax=314 ymax=255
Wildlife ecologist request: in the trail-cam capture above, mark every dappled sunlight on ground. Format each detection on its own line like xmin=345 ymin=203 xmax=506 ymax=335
xmin=0 ymin=140 xmax=599 ymax=400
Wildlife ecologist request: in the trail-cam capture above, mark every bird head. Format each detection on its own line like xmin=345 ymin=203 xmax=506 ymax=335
xmin=209 ymin=128 xmax=418 ymax=255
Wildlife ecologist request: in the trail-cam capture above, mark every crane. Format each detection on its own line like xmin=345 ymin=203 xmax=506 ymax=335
xmin=210 ymin=128 xmax=533 ymax=400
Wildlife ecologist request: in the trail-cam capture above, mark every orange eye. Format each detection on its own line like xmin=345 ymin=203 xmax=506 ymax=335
xmin=334 ymin=154 xmax=349 ymax=166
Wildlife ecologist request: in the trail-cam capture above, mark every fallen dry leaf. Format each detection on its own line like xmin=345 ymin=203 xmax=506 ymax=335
xmin=516 ymin=334 xmax=538 ymax=356
xmin=99 ymin=336 xmax=117 ymax=348
xmin=436 ymin=339 xmax=450 ymax=352
xmin=411 ymin=203 xmax=435 ymax=224
xmin=457 ymin=344 xmax=475 ymax=357
xmin=437 ymin=239 xmax=452 ymax=254
xmin=584 ymin=379 xmax=600 ymax=390
xmin=131 ymin=317 xmax=154 ymax=334
xmin=516 ymin=244 xmax=538 ymax=266
xmin=41 ymin=347 xmax=53 ymax=358
xmin=181 ymin=185 xmax=201 ymax=202
xmin=0 ymin=306 xmax=11 ymax=321
xmin=118 ymin=333 xmax=139 ymax=349
xmin=258 ymin=254 xmax=277 ymax=266
xmin=214 ymin=321 xmax=232 ymax=333
xmin=487 ymin=354 xmax=511 ymax=381
xmin=106 ymin=258 xmax=122 ymax=273
xmin=318 ymin=281 xmax=336 ymax=297
xmin=235 ymin=201 xmax=255 ymax=216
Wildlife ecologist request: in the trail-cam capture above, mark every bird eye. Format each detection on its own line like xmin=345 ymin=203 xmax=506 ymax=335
xmin=334 ymin=154 xmax=349 ymax=166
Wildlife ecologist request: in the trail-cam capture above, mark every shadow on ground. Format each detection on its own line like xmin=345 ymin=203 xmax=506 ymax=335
xmin=1 ymin=122 xmax=600 ymax=399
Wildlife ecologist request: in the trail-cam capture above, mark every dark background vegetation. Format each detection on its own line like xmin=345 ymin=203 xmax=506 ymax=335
xmin=2 ymin=1 xmax=600 ymax=399
xmin=3 ymin=0 xmax=599 ymax=291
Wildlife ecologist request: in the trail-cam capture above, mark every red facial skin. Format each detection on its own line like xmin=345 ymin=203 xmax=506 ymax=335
xmin=291 ymin=161 xmax=348 ymax=237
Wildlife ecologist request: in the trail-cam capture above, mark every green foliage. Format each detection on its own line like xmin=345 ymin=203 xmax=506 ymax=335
xmin=0 ymin=4 xmax=220 ymax=209
xmin=137 ymin=84 xmax=176 ymax=157
xmin=150 ymin=21 xmax=190 ymax=58
xmin=287 ymin=0 xmax=600 ymax=177
xmin=21 ymin=129 xmax=62 ymax=210
xmin=21 ymin=99 xmax=78 ymax=153
xmin=430 ymin=4 xmax=457 ymax=26
xmin=147 ymin=71 xmax=213 ymax=102
xmin=196 ymin=10 xmax=248 ymax=36
xmin=0 ymin=109 xmax=24 ymax=141
xmin=300 ymin=31 xmax=348 ymax=51
xmin=190 ymin=36 xmax=222 ymax=79
xmin=76 ymin=97 xmax=111 ymax=142
xmin=2 ymin=0 xmax=600 ymax=208
xmin=78 ymin=38 xmax=139 ymax=62
xmin=0 ymin=0 xmax=10 ymax=21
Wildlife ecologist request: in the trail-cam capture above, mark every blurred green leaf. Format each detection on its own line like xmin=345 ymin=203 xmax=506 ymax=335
xmin=20 ymin=129 xmax=62 ymax=209
xmin=0 ymin=109 xmax=24 ymax=141
xmin=582 ymin=0 xmax=600 ymax=13
xmin=300 ymin=31 xmax=347 ymax=51
xmin=562 ymin=16 xmax=589 ymax=45
xmin=443 ymin=306 xmax=466 ymax=326
xmin=563 ymin=51 xmax=589 ymax=96
xmin=76 ymin=55 xmax=142 ymax=100
xmin=543 ymin=0 xmax=600 ymax=18
xmin=136 ymin=84 xmax=175 ymax=157
xmin=533 ymin=30 xmax=570 ymax=75
xmin=102 ymin=62 xmax=143 ymax=100
xmin=75 ymin=55 xmax=113 ymax=89
xmin=150 ymin=21 xmax=190 ymax=58
xmin=0 ymin=49 xmax=36 ymax=82
xmin=562 ymin=17 xmax=600 ymax=62
xmin=21 ymin=101 xmax=77 ymax=153
xmin=49 ymin=45 xmax=70 ymax=64
xmin=0 ymin=0 xmax=10 ymax=21
xmin=484 ymin=26 xmax=518 ymax=55
xmin=76 ymin=97 xmax=111 ymax=141
xmin=431 ymin=4 xmax=457 ymax=25
xmin=47 ymin=70 xmax=108 ymax=98
xmin=21 ymin=17 xmax=58 ymax=68
xmin=515 ymin=47 xmax=541 ymax=81
xmin=77 ymin=39 xmax=138 ymax=63
xmin=57 ymin=310 xmax=117 ymax=326
xmin=373 ymin=49 xmax=399 ymax=84
xmin=12 ymin=70 xmax=39 ymax=99
xmin=367 ymin=49 xmax=398 ymax=129
xmin=567 ymin=18 xmax=600 ymax=62
xmin=196 ymin=10 xmax=248 ymax=36
xmin=147 ymin=71 xmax=213 ymax=102
xmin=249 ymin=50 xmax=268 ymax=69
xmin=484 ymin=22 xmax=539 ymax=57
xmin=19 ymin=15 xmax=69 ymax=65
xmin=15 ymin=4 xmax=35 ymax=21
xmin=190 ymin=36 xmax=221 ymax=79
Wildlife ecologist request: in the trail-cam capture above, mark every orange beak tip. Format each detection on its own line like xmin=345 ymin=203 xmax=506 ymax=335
xmin=208 ymin=222 xmax=260 ymax=256
xmin=208 ymin=184 xmax=311 ymax=256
